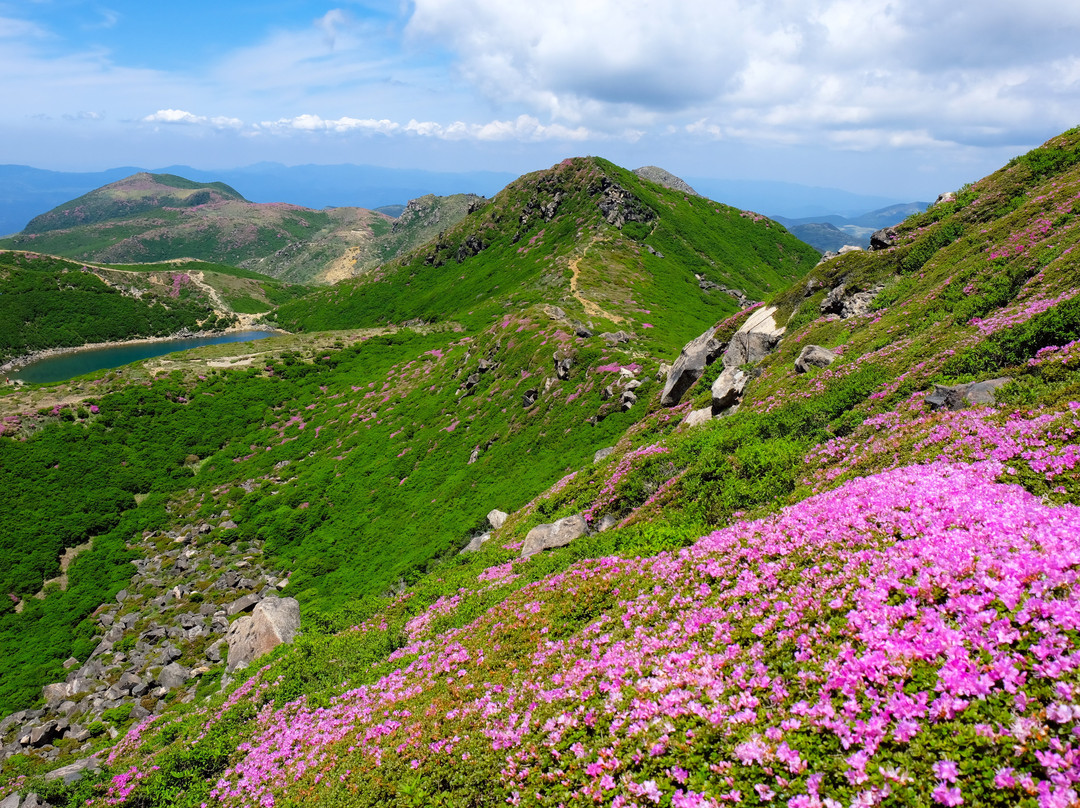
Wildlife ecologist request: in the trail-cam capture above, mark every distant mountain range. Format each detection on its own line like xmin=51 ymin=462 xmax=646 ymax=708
xmin=773 ymin=202 xmax=930 ymax=252
xmin=0 ymin=162 xmax=929 ymax=242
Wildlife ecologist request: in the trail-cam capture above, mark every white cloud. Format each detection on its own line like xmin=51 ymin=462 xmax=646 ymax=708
xmin=143 ymin=109 xmax=242 ymax=129
xmin=407 ymin=0 xmax=1080 ymax=151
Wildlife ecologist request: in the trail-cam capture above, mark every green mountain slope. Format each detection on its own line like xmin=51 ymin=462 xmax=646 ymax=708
xmin=1 ymin=136 xmax=1079 ymax=808
xmin=0 ymin=174 xmax=483 ymax=285
xmin=273 ymin=156 xmax=820 ymax=354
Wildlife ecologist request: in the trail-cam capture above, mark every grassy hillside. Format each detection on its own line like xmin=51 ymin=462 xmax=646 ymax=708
xmin=273 ymin=157 xmax=820 ymax=355
xmin=0 ymin=252 xmax=234 ymax=365
xmin=2 ymin=136 xmax=1080 ymax=808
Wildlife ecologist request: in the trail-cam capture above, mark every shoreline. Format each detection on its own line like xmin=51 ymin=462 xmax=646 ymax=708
xmin=0 ymin=325 xmax=286 ymax=374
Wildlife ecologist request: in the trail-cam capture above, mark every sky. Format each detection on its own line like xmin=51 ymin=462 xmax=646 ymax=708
xmin=3 ymin=0 xmax=1079 ymax=200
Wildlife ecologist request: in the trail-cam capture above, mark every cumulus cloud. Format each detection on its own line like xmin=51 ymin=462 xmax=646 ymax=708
xmin=249 ymin=112 xmax=593 ymax=141
xmin=406 ymin=0 xmax=1080 ymax=150
xmin=143 ymin=109 xmax=243 ymax=129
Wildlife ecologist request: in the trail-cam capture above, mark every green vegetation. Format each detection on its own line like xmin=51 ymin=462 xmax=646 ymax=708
xmin=0 ymin=252 xmax=229 ymax=364
xmin=4 ymin=138 xmax=1080 ymax=807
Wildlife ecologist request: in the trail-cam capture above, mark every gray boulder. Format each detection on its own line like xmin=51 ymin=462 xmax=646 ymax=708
xmin=0 ymin=793 xmax=19 ymax=808
xmin=711 ymin=368 xmax=749 ymax=411
xmin=723 ymin=332 xmax=778 ymax=367
xmin=226 ymin=597 xmax=301 ymax=671
xmin=157 ymin=663 xmax=191 ymax=690
xmin=683 ymin=407 xmax=714 ymax=428
xmin=593 ymin=447 xmax=614 ymax=463
xmin=926 ymin=378 xmax=1012 ymax=411
xmin=554 ymin=355 xmax=573 ymax=380
xmin=660 ymin=325 xmax=725 ymax=406
xmin=870 ymin=227 xmax=899 ymax=250
xmin=794 ymin=345 xmax=838 ymax=373
xmin=459 ymin=532 xmax=490 ymax=554
xmin=226 ymin=593 xmax=262 ymax=616
xmin=522 ymin=389 xmax=539 ymax=408
xmin=43 ymin=756 xmax=100 ymax=784
xmin=619 ymin=390 xmax=637 ymax=411
xmin=597 ymin=514 xmax=619 ymax=532
xmin=521 ymin=514 xmax=589 ymax=558
xmin=487 ymin=509 xmax=509 ymax=530
xmin=599 ymin=330 xmax=631 ymax=346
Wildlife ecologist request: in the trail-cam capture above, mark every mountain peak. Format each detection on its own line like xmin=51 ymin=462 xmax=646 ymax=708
xmin=633 ymin=165 xmax=701 ymax=197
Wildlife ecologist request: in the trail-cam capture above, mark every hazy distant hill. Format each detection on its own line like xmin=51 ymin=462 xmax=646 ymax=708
xmin=774 ymin=201 xmax=929 ymax=251
xmin=0 ymin=173 xmax=486 ymax=284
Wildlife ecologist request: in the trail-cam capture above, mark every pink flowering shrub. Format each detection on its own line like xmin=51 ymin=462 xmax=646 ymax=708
xmin=179 ymin=460 xmax=1080 ymax=808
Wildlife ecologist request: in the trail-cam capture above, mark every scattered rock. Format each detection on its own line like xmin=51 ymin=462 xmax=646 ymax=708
xmin=933 ymin=191 xmax=957 ymax=207
xmin=521 ymin=514 xmax=589 ymax=558
xmin=869 ymin=227 xmax=899 ymax=250
xmin=597 ymin=514 xmax=619 ymax=532
xmin=157 ymin=663 xmax=191 ymax=690
xmin=593 ymin=447 xmax=614 ymax=463
xmin=926 ymin=378 xmax=1012 ymax=411
xmin=619 ymin=390 xmax=637 ymax=411
xmin=683 ymin=407 xmax=714 ymax=428
xmin=459 ymin=533 xmax=490 ymax=554
xmin=794 ymin=345 xmax=838 ymax=373
xmin=711 ymin=368 xmax=749 ymax=411
xmin=226 ymin=593 xmax=262 ymax=616
xmin=820 ymin=284 xmax=883 ymax=319
xmin=487 ymin=509 xmax=509 ymax=530
xmin=522 ymin=389 xmax=539 ymax=408
xmin=0 ymin=792 xmax=20 ymax=808
xmin=600 ymin=331 xmax=632 ymax=346
xmin=554 ymin=355 xmax=573 ymax=380
xmin=226 ymin=597 xmax=301 ymax=671
xmin=43 ymin=756 xmax=100 ymax=784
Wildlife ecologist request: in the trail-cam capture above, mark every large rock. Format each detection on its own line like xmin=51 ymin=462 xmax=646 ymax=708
xmin=157 ymin=663 xmax=191 ymax=690
xmin=487 ymin=509 xmax=508 ymax=530
xmin=794 ymin=345 xmax=838 ymax=373
xmin=683 ymin=407 xmax=714 ymax=428
xmin=711 ymin=368 xmax=749 ymax=411
xmin=869 ymin=227 xmax=899 ymax=250
xmin=0 ymin=792 xmax=20 ymax=808
xmin=42 ymin=683 xmax=69 ymax=706
xmin=723 ymin=332 xmax=778 ymax=367
xmin=926 ymin=378 xmax=1012 ymax=411
xmin=820 ymin=284 xmax=883 ymax=319
xmin=43 ymin=756 xmax=100 ymax=784
xmin=226 ymin=597 xmax=300 ymax=671
xmin=660 ymin=325 xmax=725 ymax=406
xmin=226 ymin=593 xmax=262 ymax=616
xmin=521 ymin=515 xmax=589 ymax=558
xmin=459 ymin=532 xmax=490 ymax=554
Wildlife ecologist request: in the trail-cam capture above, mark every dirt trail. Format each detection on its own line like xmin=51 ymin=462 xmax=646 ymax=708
xmin=569 ymin=243 xmax=625 ymax=324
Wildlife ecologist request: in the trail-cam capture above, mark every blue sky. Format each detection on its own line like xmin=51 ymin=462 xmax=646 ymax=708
xmin=3 ymin=0 xmax=1079 ymax=200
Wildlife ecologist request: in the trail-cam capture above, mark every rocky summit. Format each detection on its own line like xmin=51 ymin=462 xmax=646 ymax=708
xmin=1 ymin=133 xmax=1080 ymax=807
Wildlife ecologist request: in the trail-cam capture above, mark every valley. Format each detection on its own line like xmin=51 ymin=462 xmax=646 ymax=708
xmin=0 ymin=134 xmax=1078 ymax=808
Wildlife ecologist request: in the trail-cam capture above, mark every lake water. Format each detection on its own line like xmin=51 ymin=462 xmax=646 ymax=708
xmin=7 ymin=331 xmax=279 ymax=384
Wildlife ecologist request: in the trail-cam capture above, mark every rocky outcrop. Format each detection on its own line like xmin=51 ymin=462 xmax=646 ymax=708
xmin=593 ymin=447 xmax=614 ymax=463
xmin=225 ymin=597 xmax=301 ymax=671
xmin=593 ymin=177 xmax=656 ymax=229
xmin=926 ymin=378 xmax=1012 ymax=411
xmin=869 ymin=227 xmax=899 ymax=251
xmin=660 ymin=326 xmax=725 ymax=406
xmin=632 ymin=166 xmax=700 ymax=197
xmin=521 ymin=515 xmax=589 ymax=558
xmin=821 ymin=284 xmax=883 ymax=319
xmin=794 ymin=345 xmax=838 ymax=373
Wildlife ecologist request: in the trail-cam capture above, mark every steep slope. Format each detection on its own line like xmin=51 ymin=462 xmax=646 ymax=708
xmin=273 ymin=157 xmax=820 ymax=355
xmin=3 ymin=133 xmax=1080 ymax=808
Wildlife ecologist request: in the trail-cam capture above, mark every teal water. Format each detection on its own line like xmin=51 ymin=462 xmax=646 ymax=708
xmin=7 ymin=331 xmax=279 ymax=384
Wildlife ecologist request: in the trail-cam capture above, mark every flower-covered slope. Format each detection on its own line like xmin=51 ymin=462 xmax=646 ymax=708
xmin=6 ymin=132 xmax=1080 ymax=807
